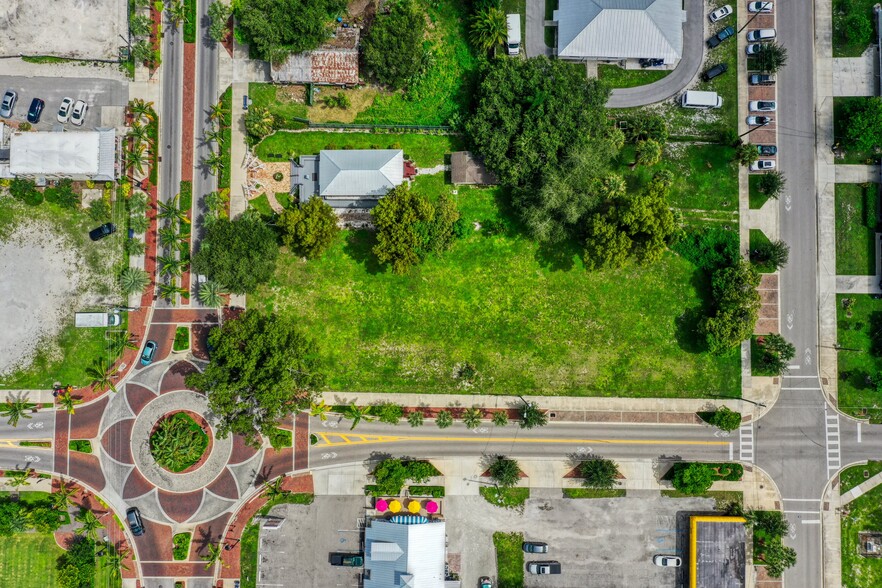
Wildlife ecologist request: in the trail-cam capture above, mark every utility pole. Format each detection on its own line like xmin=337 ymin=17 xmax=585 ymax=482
xmin=738 ymin=120 xmax=771 ymax=139
xmin=738 ymin=1 xmax=774 ymax=33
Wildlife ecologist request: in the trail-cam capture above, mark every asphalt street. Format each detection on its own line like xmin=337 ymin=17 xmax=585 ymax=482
xmin=0 ymin=410 xmax=54 ymax=472
xmin=0 ymin=75 xmax=128 ymax=130
xmin=159 ymin=20 xmax=184 ymax=227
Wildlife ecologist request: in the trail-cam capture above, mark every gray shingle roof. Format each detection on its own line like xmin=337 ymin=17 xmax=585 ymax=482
xmin=555 ymin=0 xmax=686 ymax=62
xmin=318 ymin=149 xmax=404 ymax=198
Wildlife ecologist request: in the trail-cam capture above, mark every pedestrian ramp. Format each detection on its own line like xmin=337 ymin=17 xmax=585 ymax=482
xmin=739 ymin=423 xmax=754 ymax=463
xmin=825 ymin=408 xmax=841 ymax=474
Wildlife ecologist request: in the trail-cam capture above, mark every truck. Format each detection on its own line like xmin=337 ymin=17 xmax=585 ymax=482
xmin=527 ymin=561 xmax=562 ymax=575
xmin=330 ymin=553 xmax=364 ymax=567
xmin=680 ymin=90 xmax=723 ymax=109
xmin=75 ymin=312 xmax=121 ymax=328
xmin=506 ymin=14 xmax=521 ymax=56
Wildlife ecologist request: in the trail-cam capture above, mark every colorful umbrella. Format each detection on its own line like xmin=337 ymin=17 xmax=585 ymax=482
xmin=375 ymin=499 xmax=388 ymax=512
xmin=408 ymin=500 xmax=421 ymax=514
xmin=389 ymin=500 xmax=402 ymax=513
xmin=426 ymin=501 xmax=438 ymax=514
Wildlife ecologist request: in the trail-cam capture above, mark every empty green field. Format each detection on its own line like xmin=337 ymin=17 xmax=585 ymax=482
xmin=835 ymin=183 xmax=878 ymax=275
xmin=0 ymin=533 xmax=63 ymax=588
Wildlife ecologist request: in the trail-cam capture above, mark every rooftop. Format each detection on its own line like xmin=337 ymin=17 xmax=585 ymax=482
xmin=690 ymin=516 xmax=747 ymax=588
xmin=8 ymin=129 xmax=116 ymax=181
xmin=364 ymin=518 xmax=455 ymax=588
xmin=271 ymin=27 xmax=360 ymax=85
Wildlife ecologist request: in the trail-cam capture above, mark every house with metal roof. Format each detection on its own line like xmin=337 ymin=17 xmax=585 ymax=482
xmin=271 ymin=27 xmax=360 ymax=85
xmin=364 ymin=518 xmax=459 ymax=588
xmin=553 ymin=0 xmax=686 ymax=64
xmin=1 ymin=128 xmax=117 ymax=181
xmin=293 ymin=149 xmax=406 ymax=209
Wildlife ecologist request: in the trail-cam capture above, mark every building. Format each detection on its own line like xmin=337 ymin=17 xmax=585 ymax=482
xmin=553 ymin=0 xmax=686 ymax=64
xmin=293 ymin=149 xmax=406 ymax=209
xmin=689 ymin=516 xmax=747 ymax=588
xmin=364 ymin=517 xmax=459 ymax=588
xmin=450 ymin=151 xmax=497 ymax=186
xmin=0 ymin=127 xmax=117 ymax=182
xmin=271 ymin=27 xmax=360 ymax=85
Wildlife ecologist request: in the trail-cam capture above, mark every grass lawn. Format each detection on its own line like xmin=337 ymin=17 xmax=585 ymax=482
xmin=749 ymin=229 xmax=776 ymax=273
xmin=276 ymin=192 xmax=292 ymax=210
xmin=239 ymin=522 xmax=259 ymax=588
xmin=355 ymin=0 xmax=477 ymax=126
xmin=492 ymin=532 xmax=525 ymax=588
xmin=562 ymin=488 xmax=626 ymax=498
xmin=480 ymin=487 xmax=530 ymax=509
xmin=833 ymin=0 xmax=879 ymax=57
xmin=252 ymin=174 xmax=740 ymax=397
xmin=598 ymin=65 xmax=671 ymax=89
xmin=836 ymin=294 xmax=882 ymax=419
xmin=834 ymin=98 xmax=879 ymax=164
xmin=840 ymin=461 xmax=882 ymax=494
xmin=0 ymin=533 xmax=63 ymax=587
xmin=219 ymin=86 xmax=232 ymax=190
xmin=841 ymin=484 xmax=882 ymax=587
xmin=751 ymin=335 xmax=778 ymax=377
xmin=249 ymin=83 xmax=308 ymax=129
xmin=749 ymin=174 xmax=773 ymax=209
xmin=172 ymin=532 xmax=191 ymax=560
xmin=836 ymin=183 xmax=878 ymax=275
xmin=249 ymin=194 xmax=274 ymax=218
xmin=255 ymin=131 xmax=465 ymax=167
xmin=183 ymin=0 xmax=196 ymax=43
xmin=94 ymin=550 xmax=122 ymax=588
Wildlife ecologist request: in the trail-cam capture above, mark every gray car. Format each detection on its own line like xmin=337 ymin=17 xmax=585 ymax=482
xmin=0 ymin=90 xmax=17 ymax=118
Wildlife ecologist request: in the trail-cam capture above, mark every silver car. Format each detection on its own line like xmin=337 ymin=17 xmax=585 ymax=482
xmin=0 ymin=90 xmax=17 ymax=118
xmin=57 ymin=97 xmax=74 ymax=123
xmin=748 ymin=1 xmax=774 ymax=12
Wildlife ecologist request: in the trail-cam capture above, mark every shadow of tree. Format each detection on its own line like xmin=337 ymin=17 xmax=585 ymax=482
xmin=342 ymin=230 xmax=383 ymax=275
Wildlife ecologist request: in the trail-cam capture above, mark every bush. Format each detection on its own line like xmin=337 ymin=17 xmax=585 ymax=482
xmin=707 ymin=406 xmax=742 ymax=432
xmin=671 ymin=462 xmax=715 ymax=494
xmin=488 ymin=456 xmax=521 ymax=488
xmin=362 ymin=0 xmax=426 ymax=89
xmin=579 ymin=458 xmax=620 ymax=490
xmin=44 ymin=179 xmax=79 ymax=209
xmin=68 ymin=440 xmax=92 ymax=453
xmin=373 ymin=402 xmax=404 ymax=425
xmin=173 ymin=532 xmax=191 ymax=560
xmin=408 ymin=485 xmax=445 ymax=497
xmin=435 ymin=409 xmax=453 ymax=429
xmin=370 ymin=459 xmax=440 ymax=496
xmin=9 ymin=178 xmax=41 ymax=205
xmin=673 ymin=227 xmax=739 ymax=272
xmin=407 ymin=410 xmax=424 ymax=427
xmin=844 ymin=13 xmax=873 ymax=46
xmin=268 ymin=427 xmax=292 ymax=450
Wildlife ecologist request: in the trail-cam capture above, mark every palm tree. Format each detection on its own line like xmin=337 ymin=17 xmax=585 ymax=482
xmin=52 ymin=478 xmax=77 ymax=511
xmin=103 ymin=546 xmax=131 ymax=581
xmin=203 ymin=151 xmax=225 ymax=175
xmin=127 ymin=120 xmax=150 ymax=146
xmin=208 ymin=100 xmax=225 ymax=122
xmin=158 ymin=194 xmax=190 ymax=225
xmin=198 ymin=280 xmax=224 ymax=308
xmin=470 ymin=7 xmax=507 ymax=54
xmin=8 ymin=507 xmax=28 ymax=532
xmin=129 ymin=98 xmax=155 ymax=122
xmin=309 ymin=400 xmax=333 ymax=422
xmin=0 ymin=392 xmax=34 ymax=427
xmin=201 ymin=542 xmax=227 ymax=570
xmin=462 ymin=407 xmax=482 ymax=430
xmin=158 ymin=255 xmax=188 ymax=278
xmin=119 ymin=267 xmax=150 ymax=296
xmin=75 ymin=508 xmax=105 ymax=540
xmin=158 ymin=226 xmax=184 ymax=249
xmin=125 ymin=143 xmax=149 ymax=176
xmin=85 ymin=359 xmax=118 ymax=393
xmin=57 ymin=391 xmax=82 ymax=415
xmin=343 ymin=404 xmax=375 ymax=431
xmin=109 ymin=331 xmax=139 ymax=358
xmin=203 ymin=127 xmax=223 ymax=144
xmin=167 ymin=0 xmax=186 ymax=28
xmin=158 ymin=281 xmax=188 ymax=303
xmin=6 ymin=469 xmax=31 ymax=489
xmin=262 ymin=477 xmax=285 ymax=500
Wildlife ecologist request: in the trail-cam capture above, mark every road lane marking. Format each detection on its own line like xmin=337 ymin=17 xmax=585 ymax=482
xmin=313 ymin=432 xmax=729 ymax=448
xmin=783 ymin=498 xmax=821 ymax=502
xmin=784 ymin=510 xmax=821 ymax=514
xmin=729 ymin=442 xmax=733 ymax=460
xmin=739 ymin=424 xmax=754 ymax=463
xmin=800 ymin=520 xmax=821 ymax=525
xmin=858 ymin=423 xmax=862 ymax=443
xmin=782 ymin=387 xmax=821 ymax=391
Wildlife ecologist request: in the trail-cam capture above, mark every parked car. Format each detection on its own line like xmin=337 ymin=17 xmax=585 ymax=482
xmin=746 ymin=43 xmax=766 ymax=55
xmin=749 ymin=73 xmax=776 ymax=85
xmin=0 ymin=90 xmax=17 ymax=118
xmin=70 ymin=99 xmax=87 ymax=126
xmin=757 ymin=144 xmax=778 ymax=155
xmin=709 ymin=4 xmax=733 ymax=22
xmin=707 ymin=25 xmax=736 ymax=48
xmin=748 ymin=1 xmax=774 ymax=12
xmin=140 ymin=340 xmax=158 ymax=366
xmin=479 ymin=577 xmax=493 ymax=588
xmin=89 ymin=222 xmax=117 ymax=241
xmin=639 ymin=58 xmax=664 ymax=68
xmin=747 ymin=28 xmax=776 ymax=42
xmin=702 ymin=63 xmax=729 ymax=82
xmin=747 ymin=115 xmax=773 ymax=126
xmin=749 ymin=100 xmax=777 ymax=112
xmin=751 ymin=159 xmax=777 ymax=171
xmin=26 ymin=98 xmax=44 ymax=123
xmin=523 ymin=542 xmax=549 ymax=553
xmin=57 ymin=97 xmax=74 ymax=123
xmin=527 ymin=561 xmax=562 ymax=575
xmin=126 ymin=507 xmax=145 ymax=536
xmin=653 ymin=555 xmax=681 ymax=567
xmin=330 ymin=553 xmax=364 ymax=567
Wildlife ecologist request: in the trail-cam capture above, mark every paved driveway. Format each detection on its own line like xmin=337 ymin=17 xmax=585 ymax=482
xmin=0 ymin=75 xmax=128 ymax=130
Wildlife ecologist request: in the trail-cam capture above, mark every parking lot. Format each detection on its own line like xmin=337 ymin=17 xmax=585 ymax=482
xmin=0 ymin=76 xmax=129 ymax=130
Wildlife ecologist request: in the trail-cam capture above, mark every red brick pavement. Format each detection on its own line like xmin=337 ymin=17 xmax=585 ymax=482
xmin=126 ymin=383 xmax=159 ymax=415
xmin=69 ymin=453 xmax=106 ymax=492
xmin=158 ymin=488 xmax=204 ymax=523
xmin=68 ymin=396 xmax=108 ymax=440
xmin=123 ymin=468 xmax=154 ymax=500
xmin=134 ymin=519 xmax=174 ymax=561
xmin=140 ymin=322 xmax=176 ymax=368
xmin=142 ymin=562 xmax=213 ymax=577
xmin=152 ymin=308 xmax=221 ymax=323
xmin=160 ymin=360 xmax=199 ymax=393
xmin=259 ymin=447 xmax=294 ymax=485
xmin=229 ymin=435 xmax=259 ymax=465
xmin=101 ymin=419 xmax=135 ymax=464
xmin=192 ymin=512 xmax=231 ymax=559
xmin=54 ymin=410 xmax=69 ymax=476
xmin=206 ymin=468 xmax=240 ymax=500
xmin=294 ymin=412 xmax=310 ymax=471
xmin=192 ymin=322 xmax=212 ymax=360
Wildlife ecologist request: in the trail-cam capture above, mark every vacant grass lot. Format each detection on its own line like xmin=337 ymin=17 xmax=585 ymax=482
xmin=253 ymin=174 xmax=740 ymax=397
xmin=492 ymin=532 xmax=524 ymax=588
xmin=598 ymin=65 xmax=671 ymax=89
xmin=749 ymin=174 xmax=772 ymax=209
xmin=249 ymin=83 xmax=308 ymax=128
xmin=750 ymin=229 xmax=776 ymax=273
xmin=837 ymin=294 xmax=882 ymax=418
xmin=840 ymin=461 xmax=882 ymax=494
xmin=0 ymin=533 xmax=63 ymax=587
xmin=255 ymin=131 xmax=465 ymax=167
xmin=836 ymin=183 xmax=878 ymax=275
xmin=842 ymin=484 xmax=882 ymax=587
xmin=833 ymin=0 xmax=879 ymax=57
xmin=834 ymin=98 xmax=879 ymax=164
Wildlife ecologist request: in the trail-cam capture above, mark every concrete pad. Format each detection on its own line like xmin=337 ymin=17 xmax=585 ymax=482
xmin=834 ymin=165 xmax=881 ymax=183
xmin=832 ymin=50 xmax=879 ymax=97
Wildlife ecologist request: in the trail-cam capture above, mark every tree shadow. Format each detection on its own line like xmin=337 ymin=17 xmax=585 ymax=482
xmin=533 ymin=239 xmax=581 ymax=272
xmin=342 ymin=230 xmax=384 ymax=275
xmin=674 ymin=270 xmax=713 ymax=353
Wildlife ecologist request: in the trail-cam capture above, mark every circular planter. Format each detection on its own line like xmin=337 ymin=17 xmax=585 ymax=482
xmin=149 ymin=411 xmax=212 ymax=473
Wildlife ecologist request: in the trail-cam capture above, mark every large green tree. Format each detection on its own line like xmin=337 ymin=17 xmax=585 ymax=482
xmin=186 ymin=311 xmax=325 ymax=446
xmin=702 ymin=260 xmax=761 ymax=354
xmin=488 ymin=456 xmax=521 ymax=488
xmin=671 ymin=462 xmax=714 ymax=495
xmin=362 ymin=0 xmax=426 ymax=89
xmin=279 ymin=197 xmax=340 ymax=258
xmin=579 ymin=458 xmax=620 ymax=490
xmin=192 ymin=215 xmax=278 ymax=294
xmin=465 ymin=56 xmax=610 ymax=187
xmin=844 ymin=97 xmax=882 ymax=153
xmin=235 ymin=0 xmax=347 ymax=63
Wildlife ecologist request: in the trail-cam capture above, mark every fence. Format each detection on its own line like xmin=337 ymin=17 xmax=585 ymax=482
xmin=287 ymin=117 xmax=453 ymax=133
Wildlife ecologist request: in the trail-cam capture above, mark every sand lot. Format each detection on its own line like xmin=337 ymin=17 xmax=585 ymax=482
xmin=0 ymin=0 xmax=127 ymax=61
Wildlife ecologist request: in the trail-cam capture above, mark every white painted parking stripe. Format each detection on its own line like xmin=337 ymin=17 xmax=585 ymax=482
xmin=801 ymin=520 xmax=821 ymax=525
xmin=783 ymin=387 xmax=822 ymax=390
xmin=784 ymin=510 xmax=821 ymax=514
xmin=783 ymin=498 xmax=821 ymax=502
xmin=858 ymin=423 xmax=862 ymax=443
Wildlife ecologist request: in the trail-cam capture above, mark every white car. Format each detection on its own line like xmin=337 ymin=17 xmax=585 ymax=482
xmin=709 ymin=5 xmax=733 ymax=22
xmin=653 ymin=555 xmax=682 ymax=568
xmin=57 ymin=97 xmax=73 ymax=123
xmin=749 ymin=100 xmax=777 ymax=112
xmin=751 ymin=160 xmax=777 ymax=171
xmin=746 ymin=43 xmax=765 ymax=55
xmin=747 ymin=115 xmax=774 ymax=125
xmin=747 ymin=28 xmax=776 ymax=42
xmin=748 ymin=1 xmax=774 ymax=12
xmin=70 ymin=100 xmax=87 ymax=126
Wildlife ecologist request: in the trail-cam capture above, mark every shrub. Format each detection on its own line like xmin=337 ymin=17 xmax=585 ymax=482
xmin=373 ymin=402 xmax=404 ymax=425
xmin=579 ymin=458 xmax=620 ymax=490
xmin=670 ymin=462 xmax=714 ymax=494
xmin=9 ymin=178 xmax=41 ymax=205
xmin=488 ymin=456 xmax=521 ymax=488
xmin=707 ymin=406 xmax=742 ymax=432
xmin=370 ymin=459 xmax=439 ymax=496
xmin=435 ymin=409 xmax=453 ymax=429
xmin=407 ymin=410 xmax=424 ymax=427
xmin=150 ymin=412 xmax=208 ymax=472
xmin=268 ymin=427 xmax=292 ymax=450
xmin=68 ymin=440 xmax=93 ymax=453
xmin=88 ymin=197 xmax=112 ymax=221
xmin=408 ymin=485 xmax=445 ymax=497
xmin=173 ymin=532 xmax=191 ymax=560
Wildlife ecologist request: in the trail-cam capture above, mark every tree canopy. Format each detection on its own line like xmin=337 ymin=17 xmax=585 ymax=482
xmin=279 ymin=197 xmax=340 ymax=258
xmin=234 ymin=0 xmax=347 ymax=63
xmin=844 ymin=97 xmax=882 ymax=153
xmin=671 ymin=462 xmax=714 ymax=495
xmin=192 ymin=214 xmax=278 ymax=294
xmin=702 ymin=260 xmax=761 ymax=354
xmin=488 ymin=456 xmax=522 ymax=488
xmin=362 ymin=0 xmax=426 ymax=89
xmin=186 ymin=311 xmax=325 ymax=446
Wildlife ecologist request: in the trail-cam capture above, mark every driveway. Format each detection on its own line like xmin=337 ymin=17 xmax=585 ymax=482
xmin=526 ymin=0 xmax=553 ymax=57
xmin=0 ymin=75 xmax=128 ymax=130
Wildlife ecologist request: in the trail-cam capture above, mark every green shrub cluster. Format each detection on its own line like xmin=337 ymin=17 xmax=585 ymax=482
xmin=369 ymin=459 xmax=441 ymax=496
xmin=172 ymin=532 xmax=191 ymax=560
xmin=408 ymin=485 xmax=445 ymax=497
xmin=0 ymin=495 xmax=67 ymax=535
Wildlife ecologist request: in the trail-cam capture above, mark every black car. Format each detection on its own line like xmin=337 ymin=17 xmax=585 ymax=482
xmin=126 ymin=507 xmax=145 ymax=536
xmin=639 ymin=58 xmax=664 ymax=68
xmin=749 ymin=73 xmax=776 ymax=85
xmin=707 ymin=26 xmax=735 ymax=48
xmin=26 ymin=98 xmax=44 ymax=123
xmin=757 ymin=144 xmax=778 ymax=156
xmin=89 ymin=222 xmax=117 ymax=241
xmin=701 ymin=63 xmax=728 ymax=82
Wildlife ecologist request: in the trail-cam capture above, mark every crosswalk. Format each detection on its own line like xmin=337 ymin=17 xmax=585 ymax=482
xmin=824 ymin=407 xmax=841 ymax=474
xmin=739 ymin=423 xmax=754 ymax=463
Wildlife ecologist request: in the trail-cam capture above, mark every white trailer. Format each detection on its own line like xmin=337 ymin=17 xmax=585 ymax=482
xmin=75 ymin=312 xmax=121 ymax=328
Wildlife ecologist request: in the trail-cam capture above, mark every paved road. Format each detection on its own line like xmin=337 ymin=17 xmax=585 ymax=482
xmin=607 ymin=0 xmax=705 ymax=108
xmin=0 ymin=410 xmax=55 ymax=472
xmin=159 ymin=20 xmax=184 ymax=224
xmin=0 ymin=75 xmax=128 ymax=130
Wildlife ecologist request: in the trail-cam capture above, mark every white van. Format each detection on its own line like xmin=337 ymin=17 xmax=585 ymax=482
xmin=680 ymin=90 xmax=723 ymax=109
xmin=75 ymin=312 xmax=121 ymax=328
xmin=506 ymin=14 xmax=521 ymax=56
xmin=747 ymin=28 xmax=776 ymax=42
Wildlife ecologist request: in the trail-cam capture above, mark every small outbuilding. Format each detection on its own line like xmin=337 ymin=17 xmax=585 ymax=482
xmin=271 ymin=27 xmax=360 ymax=85
xmin=450 ymin=151 xmax=497 ymax=186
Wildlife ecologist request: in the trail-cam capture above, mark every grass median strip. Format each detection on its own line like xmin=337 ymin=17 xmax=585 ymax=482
xmin=493 ymin=532 xmax=525 ymax=588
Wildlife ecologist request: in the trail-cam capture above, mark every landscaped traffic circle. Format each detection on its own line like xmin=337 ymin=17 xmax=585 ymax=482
xmin=149 ymin=411 xmax=210 ymax=473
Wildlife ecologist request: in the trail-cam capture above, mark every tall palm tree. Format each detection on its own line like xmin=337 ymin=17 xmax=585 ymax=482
xmin=158 ymin=255 xmax=188 ymax=278
xmin=52 ymin=478 xmax=77 ymax=511
xmin=158 ymin=194 xmax=190 ymax=225
xmin=57 ymin=391 xmax=82 ymax=416
xmin=129 ymin=98 xmax=155 ymax=122
xmin=262 ymin=477 xmax=285 ymax=500
xmin=158 ymin=226 xmax=183 ymax=249
xmin=125 ymin=143 xmax=149 ymax=176
xmin=202 ymin=542 xmax=227 ymax=570
xmin=470 ymin=7 xmax=507 ymax=54
xmin=85 ymin=359 xmax=118 ymax=393
xmin=158 ymin=281 xmax=188 ymax=303
xmin=119 ymin=267 xmax=150 ymax=296
xmin=109 ymin=331 xmax=139 ymax=359
xmin=203 ymin=127 xmax=223 ymax=144
xmin=127 ymin=120 xmax=150 ymax=146
xmin=75 ymin=508 xmax=105 ymax=540
xmin=203 ymin=151 xmax=225 ymax=175
xmin=103 ymin=546 xmax=131 ymax=581
xmin=343 ymin=404 xmax=375 ymax=431
xmin=309 ymin=400 xmax=333 ymax=422
xmin=198 ymin=280 xmax=224 ymax=308
xmin=0 ymin=392 xmax=34 ymax=427
xmin=6 ymin=469 xmax=31 ymax=489
xmin=167 ymin=0 xmax=186 ymax=28
xmin=208 ymin=100 xmax=225 ymax=122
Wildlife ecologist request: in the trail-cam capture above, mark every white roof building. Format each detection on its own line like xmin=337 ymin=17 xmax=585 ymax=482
xmin=554 ymin=0 xmax=686 ymax=63
xmin=294 ymin=149 xmax=405 ymax=209
xmin=364 ymin=519 xmax=459 ymax=588
xmin=7 ymin=129 xmax=117 ymax=181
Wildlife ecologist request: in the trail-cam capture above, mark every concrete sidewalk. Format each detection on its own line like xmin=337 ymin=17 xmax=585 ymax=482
xmin=525 ymin=0 xmax=552 ymax=57
xmin=229 ymin=82 xmax=249 ymax=219
xmin=822 ymin=477 xmax=844 ymax=588
xmin=0 ymin=389 xmax=57 ymax=404
xmin=835 ymin=275 xmax=881 ymax=294
xmin=832 ymin=49 xmax=879 ymax=97
xmin=834 ymin=164 xmax=881 ymax=183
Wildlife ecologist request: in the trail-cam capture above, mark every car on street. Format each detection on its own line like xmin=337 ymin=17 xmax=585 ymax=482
xmin=709 ymin=5 xmax=733 ymax=22
xmin=126 ymin=507 xmax=145 ymax=536
xmin=523 ymin=542 xmax=549 ymax=553
xmin=57 ymin=97 xmax=74 ymax=123
xmin=88 ymin=222 xmax=117 ymax=241
xmin=757 ymin=144 xmax=778 ymax=155
xmin=707 ymin=25 xmax=736 ymax=48
xmin=701 ymin=63 xmax=728 ymax=82
xmin=751 ymin=159 xmax=777 ymax=171
xmin=527 ymin=561 xmax=562 ymax=575
xmin=653 ymin=555 xmax=682 ymax=567
xmin=70 ymin=99 xmax=87 ymax=126
xmin=749 ymin=100 xmax=777 ymax=112
xmin=26 ymin=98 xmax=44 ymax=123
xmin=747 ymin=28 xmax=776 ymax=42
xmin=330 ymin=553 xmax=364 ymax=566
xmin=0 ymin=90 xmax=17 ymax=118
xmin=749 ymin=73 xmax=776 ymax=85
xmin=639 ymin=58 xmax=664 ymax=68
xmin=748 ymin=1 xmax=774 ymax=12
xmin=747 ymin=115 xmax=773 ymax=126
xmin=140 ymin=340 xmax=158 ymax=366
xmin=479 ymin=577 xmax=492 ymax=588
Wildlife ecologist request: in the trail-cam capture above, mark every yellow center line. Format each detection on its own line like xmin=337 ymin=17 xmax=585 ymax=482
xmin=0 ymin=440 xmax=53 ymax=448
xmin=314 ymin=432 xmax=727 ymax=448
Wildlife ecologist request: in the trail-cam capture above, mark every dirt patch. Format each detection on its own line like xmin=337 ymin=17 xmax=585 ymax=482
xmin=308 ymin=86 xmax=384 ymax=123
xmin=347 ymin=0 xmax=377 ymax=27
xmin=278 ymin=85 xmax=307 ymax=104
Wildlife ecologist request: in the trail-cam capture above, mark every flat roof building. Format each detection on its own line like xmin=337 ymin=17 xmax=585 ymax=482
xmin=690 ymin=516 xmax=747 ymax=588
xmin=5 ymin=128 xmax=117 ymax=181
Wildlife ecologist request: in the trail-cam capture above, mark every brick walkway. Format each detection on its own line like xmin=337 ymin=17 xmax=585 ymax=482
xmin=181 ymin=41 xmax=196 ymax=302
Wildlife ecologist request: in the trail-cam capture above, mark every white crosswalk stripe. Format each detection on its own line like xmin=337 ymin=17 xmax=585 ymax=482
xmin=825 ymin=408 xmax=841 ymax=473
xmin=739 ymin=423 xmax=754 ymax=463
